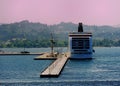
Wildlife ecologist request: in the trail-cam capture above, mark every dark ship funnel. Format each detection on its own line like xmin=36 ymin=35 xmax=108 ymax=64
xmin=78 ymin=23 xmax=83 ymax=32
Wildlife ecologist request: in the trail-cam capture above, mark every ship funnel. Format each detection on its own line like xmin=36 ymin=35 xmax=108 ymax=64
xmin=78 ymin=23 xmax=83 ymax=32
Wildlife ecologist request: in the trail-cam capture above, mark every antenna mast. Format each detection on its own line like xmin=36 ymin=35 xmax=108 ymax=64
xmin=50 ymin=33 xmax=55 ymax=57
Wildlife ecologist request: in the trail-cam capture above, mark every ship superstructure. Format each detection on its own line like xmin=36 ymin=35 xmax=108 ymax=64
xmin=69 ymin=23 xmax=93 ymax=59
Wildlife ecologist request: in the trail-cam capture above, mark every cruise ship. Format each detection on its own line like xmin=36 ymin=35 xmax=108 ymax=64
xmin=69 ymin=23 xmax=93 ymax=59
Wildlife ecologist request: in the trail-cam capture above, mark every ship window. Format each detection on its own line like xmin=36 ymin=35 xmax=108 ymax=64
xmin=72 ymin=38 xmax=90 ymax=49
xmin=84 ymin=40 xmax=89 ymax=49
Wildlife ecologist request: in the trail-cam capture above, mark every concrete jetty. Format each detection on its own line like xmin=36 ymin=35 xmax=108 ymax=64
xmin=40 ymin=53 xmax=69 ymax=77
xmin=34 ymin=52 xmax=57 ymax=60
xmin=0 ymin=52 xmax=44 ymax=55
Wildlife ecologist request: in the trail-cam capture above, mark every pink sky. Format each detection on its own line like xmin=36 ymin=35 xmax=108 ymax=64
xmin=0 ymin=0 xmax=120 ymax=25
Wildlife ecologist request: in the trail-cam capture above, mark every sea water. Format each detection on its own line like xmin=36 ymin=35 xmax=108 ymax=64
xmin=0 ymin=47 xmax=120 ymax=86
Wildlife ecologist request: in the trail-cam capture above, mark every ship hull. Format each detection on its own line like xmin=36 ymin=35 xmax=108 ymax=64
xmin=70 ymin=53 xmax=92 ymax=59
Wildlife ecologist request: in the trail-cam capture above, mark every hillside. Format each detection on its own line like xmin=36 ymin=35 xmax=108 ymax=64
xmin=0 ymin=20 xmax=120 ymax=41
xmin=0 ymin=20 xmax=120 ymax=47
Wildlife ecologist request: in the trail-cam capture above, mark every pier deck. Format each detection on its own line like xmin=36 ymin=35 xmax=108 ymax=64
xmin=0 ymin=52 xmax=43 ymax=55
xmin=40 ymin=53 xmax=69 ymax=77
xmin=34 ymin=53 xmax=57 ymax=60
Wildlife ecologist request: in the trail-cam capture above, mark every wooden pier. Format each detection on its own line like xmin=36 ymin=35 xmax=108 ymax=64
xmin=40 ymin=53 xmax=69 ymax=77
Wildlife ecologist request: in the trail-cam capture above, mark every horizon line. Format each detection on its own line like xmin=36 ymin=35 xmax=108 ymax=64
xmin=0 ymin=20 xmax=119 ymax=27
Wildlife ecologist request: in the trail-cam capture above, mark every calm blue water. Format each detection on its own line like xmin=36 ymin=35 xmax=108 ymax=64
xmin=0 ymin=47 xmax=120 ymax=86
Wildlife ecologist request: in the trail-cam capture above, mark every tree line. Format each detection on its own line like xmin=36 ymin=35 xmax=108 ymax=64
xmin=93 ymin=39 xmax=120 ymax=47
xmin=0 ymin=38 xmax=120 ymax=48
xmin=0 ymin=39 xmax=67 ymax=48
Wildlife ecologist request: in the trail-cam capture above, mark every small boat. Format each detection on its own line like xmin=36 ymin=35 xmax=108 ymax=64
xmin=20 ymin=51 xmax=30 ymax=54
